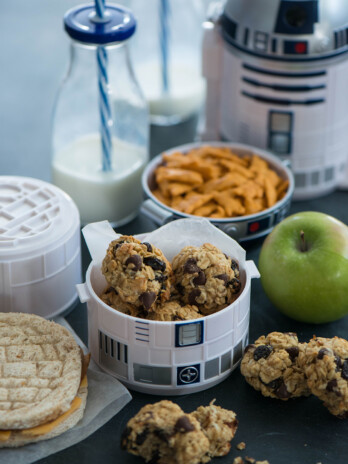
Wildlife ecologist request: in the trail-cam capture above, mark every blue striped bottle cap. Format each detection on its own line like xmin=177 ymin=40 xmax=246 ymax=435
xmin=64 ymin=3 xmax=136 ymax=44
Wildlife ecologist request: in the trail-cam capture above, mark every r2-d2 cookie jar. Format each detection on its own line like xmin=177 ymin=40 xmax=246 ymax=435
xmin=202 ymin=0 xmax=348 ymax=199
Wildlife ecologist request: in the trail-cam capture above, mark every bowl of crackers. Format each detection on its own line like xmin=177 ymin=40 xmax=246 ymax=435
xmin=142 ymin=142 xmax=294 ymax=241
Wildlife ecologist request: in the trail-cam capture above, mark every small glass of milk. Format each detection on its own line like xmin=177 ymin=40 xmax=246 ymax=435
xmin=119 ymin=0 xmax=206 ymax=127
xmin=51 ymin=3 xmax=149 ymax=226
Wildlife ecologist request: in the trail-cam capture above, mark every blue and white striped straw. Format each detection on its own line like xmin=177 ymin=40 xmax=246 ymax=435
xmin=159 ymin=0 xmax=170 ymax=94
xmin=95 ymin=0 xmax=112 ymax=172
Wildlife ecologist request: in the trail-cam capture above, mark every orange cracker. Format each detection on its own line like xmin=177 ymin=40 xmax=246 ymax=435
xmin=175 ymin=193 xmax=213 ymax=215
xmin=213 ymin=191 xmax=246 ymax=216
xmin=210 ymin=205 xmax=227 ymax=218
xmin=277 ymin=179 xmax=289 ymax=199
xmin=248 ymin=154 xmax=270 ymax=173
xmin=232 ymin=180 xmax=264 ymax=200
xmin=152 ymin=189 xmax=170 ymax=206
xmin=192 ymin=201 xmax=220 ymax=217
xmin=156 ymin=167 xmax=203 ymax=185
xmin=199 ymin=173 xmax=247 ymax=193
xmin=165 ymin=182 xmax=194 ymax=197
xmin=264 ymin=177 xmax=278 ymax=207
xmin=244 ymin=197 xmax=265 ymax=215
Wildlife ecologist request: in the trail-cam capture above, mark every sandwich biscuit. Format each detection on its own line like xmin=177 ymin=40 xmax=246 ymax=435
xmin=0 ymin=313 xmax=89 ymax=447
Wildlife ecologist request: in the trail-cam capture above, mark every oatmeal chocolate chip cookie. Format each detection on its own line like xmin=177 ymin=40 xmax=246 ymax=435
xmin=240 ymin=332 xmax=310 ymax=400
xmin=102 ymin=236 xmax=172 ymax=311
xmin=100 ymin=287 xmax=145 ymax=318
xmin=298 ymin=336 xmax=348 ymax=418
xmin=171 ymin=243 xmax=241 ymax=315
xmin=191 ymin=400 xmax=238 ymax=458
xmin=121 ymin=400 xmax=210 ymax=464
xmin=147 ymin=301 xmax=202 ymax=322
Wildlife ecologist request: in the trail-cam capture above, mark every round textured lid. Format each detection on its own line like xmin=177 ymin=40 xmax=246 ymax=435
xmin=0 ymin=176 xmax=80 ymax=261
xmin=64 ymin=3 xmax=136 ymax=45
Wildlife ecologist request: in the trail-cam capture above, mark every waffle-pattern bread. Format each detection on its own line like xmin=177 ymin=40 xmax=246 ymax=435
xmin=0 ymin=313 xmax=83 ymax=432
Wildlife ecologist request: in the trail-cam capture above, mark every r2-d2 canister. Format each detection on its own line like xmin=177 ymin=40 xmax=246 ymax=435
xmin=202 ymin=0 xmax=348 ymax=199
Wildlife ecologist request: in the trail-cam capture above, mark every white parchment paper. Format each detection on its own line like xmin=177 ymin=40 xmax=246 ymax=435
xmin=83 ymin=217 xmax=246 ymax=265
xmin=1 ymin=318 xmax=132 ymax=464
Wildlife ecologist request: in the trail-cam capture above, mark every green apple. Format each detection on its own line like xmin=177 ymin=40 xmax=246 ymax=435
xmin=258 ymin=211 xmax=348 ymax=324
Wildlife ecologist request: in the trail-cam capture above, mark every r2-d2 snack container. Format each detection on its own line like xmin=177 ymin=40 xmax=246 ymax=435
xmin=202 ymin=0 xmax=348 ymax=199
xmin=77 ymin=218 xmax=260 ymax=395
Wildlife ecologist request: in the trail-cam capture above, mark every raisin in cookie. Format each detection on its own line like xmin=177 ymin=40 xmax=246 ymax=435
xmin=299 ymin=336 xmax=348 ymax=418
xmin=147 ymin=301 xmax=202 ymax=322
xmin=240 ymin=332 xmax=310 ymax=400
xmin=191 ymin=400 xmax=238 ymax=458
xmin=102 ymin=236 xmax=172 ymax=311
xmin=121 ymin=400 xmax=210 ymax=464
xmin=172 ymin=243 xmax=241 ymax=315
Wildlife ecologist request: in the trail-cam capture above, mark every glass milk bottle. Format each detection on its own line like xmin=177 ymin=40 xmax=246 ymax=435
xmin=51 ymin=3 xmax=149 ymax=226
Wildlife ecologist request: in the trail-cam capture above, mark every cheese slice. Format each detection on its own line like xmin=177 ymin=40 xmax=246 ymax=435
xmin=0 ymin=431 xmax=11 ymax=442
xmin=0 ymin=375 xmax=88 ymax=442
xmin=20 ymin=396 xmax=82 ymax=437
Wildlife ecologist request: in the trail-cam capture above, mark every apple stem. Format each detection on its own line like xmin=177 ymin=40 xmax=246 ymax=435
xmin=300 ymin=230 xmax=307 ymax=252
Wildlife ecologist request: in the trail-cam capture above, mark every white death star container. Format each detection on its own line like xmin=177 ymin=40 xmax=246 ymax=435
xmin=202 ymin=0 xmax=348 ymax=199
xmin=0 ymin=176 xmax=81 ymax=318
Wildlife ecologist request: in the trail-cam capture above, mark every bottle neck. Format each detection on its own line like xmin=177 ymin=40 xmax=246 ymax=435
xmin=68 ymin=40 xmax=129 ymax=71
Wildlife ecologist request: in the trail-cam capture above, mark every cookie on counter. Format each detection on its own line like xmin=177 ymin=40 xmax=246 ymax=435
xmin=240 ymin=332 xmax=310 ymax=400
xmin=171 ymin=243 xmax=241 ymax=315
xmin=146 ymin=300 xmax=202 ymax=322
xmin=101 ymin=236 xmax=172 ymax=311
xmin=298 ymin=336 xmax=348 ymax=418
xmin=120 ymin=400 xmax=210 ymax=464
xmin=190 ymin=400 xmax=238 ymax=458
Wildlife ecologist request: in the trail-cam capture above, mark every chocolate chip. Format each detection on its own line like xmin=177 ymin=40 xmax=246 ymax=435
xmin=188 ymin=289 xmax=201 ymax=305
xmin=125 ymin=254 xmax=142 ymax=271
xmin=337 ymin=411 xmax=348 ymax=419
xmin=265 ymin=378 xmax=283 ymax=390
xmin=193 ymin=271 xmax=206 ymax=286
xmin=154 ymin=274 xmax=167 ymax=283
xmin=244 ymin=344 xmax=256 ymax=353
xmin=154 ymin=429 xmax=169 ymax=443
xmin=326 ymin=379 xmax=340 ymax=395
xmin=215 ymin=274 xmax=229 ymax=286
xmin=183 ymin=258 xmax=200 ymax=274
xmin=136 ymin=429 xmax=149 ymax=445
xmin=120 ymin=426 xmax=131 ymax=449
xmin=176 ymin=283 xmax=185 ymax=295
xmin=229 ymin=278 xmax=241 ymax=293
xmin=286 ymin=346 xmax=299 ymax=362
xmin=335 ymin=356 xmax=343 ymax=371
xmin=139 ymin=291 xmax=157 ymax=310
xmin=143 ymin=257 xmax=166 ymax=272
xmin=253 ymin=345 xmax=273 ymax=361
xmin=174 ymin=416 xmax=195 ymax=433
xmin=317 ymin=348 xmax=330 ymax=360
xmin=114 ymin=240 xmax=124 ymax=252
xmin=142 ymin=242 xmax=153 ymax=252
xmin=341 ymin=360 xmax=348 ymax=380
xmin=231 ymin=259 xmax=239 ymax=273
xmin=148 ymin=451 xmax=160 ymax=464
xmin=275 ymin=381 xmax=291 ymax=399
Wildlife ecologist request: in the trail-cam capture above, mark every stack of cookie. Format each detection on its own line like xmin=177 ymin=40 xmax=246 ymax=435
xmin=121 ymin=399 xmax=238 ymax=464
xmin=100 ymin=235 xmax=241 ymax=321
xmin=240 ymin=331 xmax=348 ymax=418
